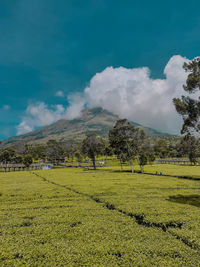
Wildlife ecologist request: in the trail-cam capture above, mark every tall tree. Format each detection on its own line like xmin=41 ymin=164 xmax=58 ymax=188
xmin=154 ymin=139 xmax=168 ymax=158
xmin=81 ymin=134 xmax=104 ymax=170
xmin=45 ymin=140 xmax=64 ymax=165
xmin=26 ymin=144 xmax=46 ymax=161
xmin=23 ymin=154 xmax=33 ymax=168
xmin=173 ymin=57 xmax=200 ymax=135
xmin=12 ymin=154 xmax=23 ymax=164
xmin=73 ymin=144 xmax=83 ymax=167
xmin=0 ymin=147 xmax=16 ymax=163
xmin=138 ymin=153 xmax=147 ymax=173
xmin=179 ymin=135 xmax=200 ymax=165
xmin=109 ymin=119 xmax=146 ymax=173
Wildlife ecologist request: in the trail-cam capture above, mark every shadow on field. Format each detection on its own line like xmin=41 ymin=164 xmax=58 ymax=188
xmin=83 ymin=168 xmax=133 ymax=173
xmin=82 ymin=168 xmax=200 ymax=180
xmin=168 ymin=195 xmax=200 ymax=208
xmin=32 ymin=171 xmax=199 ymax=251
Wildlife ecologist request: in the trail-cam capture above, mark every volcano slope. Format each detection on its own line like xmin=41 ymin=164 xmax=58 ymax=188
xmin=1 ymin=107 xmax=169 ymax=147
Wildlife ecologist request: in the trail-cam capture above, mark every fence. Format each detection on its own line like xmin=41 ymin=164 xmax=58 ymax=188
xmin=156 ymin=158 xmax=200 ymax=166
xmin=0 ymin=163 xmax=53 ymax=172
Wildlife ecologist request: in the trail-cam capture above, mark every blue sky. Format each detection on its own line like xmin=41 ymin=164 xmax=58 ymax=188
xmin=1 ymin=0 xmax=200 ymax=139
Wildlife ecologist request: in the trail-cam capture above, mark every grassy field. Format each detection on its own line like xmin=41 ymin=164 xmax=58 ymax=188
xmin=134 ymin=163 xmax=200 ymax=179
xmin=0 ymin=165 xmax=200 ymax=266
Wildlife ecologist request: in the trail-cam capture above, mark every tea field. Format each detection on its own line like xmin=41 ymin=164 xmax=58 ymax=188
xmin=0 ymin=166 xmax=200 ymax=266
xmin=134 ymin=164 xmax=200 ymax=180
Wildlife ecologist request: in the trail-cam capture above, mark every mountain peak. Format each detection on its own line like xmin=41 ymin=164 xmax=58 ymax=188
xmin=1 ymin=107 xmax=170 ymax=147
xmin=80 ymin=107 xmax=117 ymax=118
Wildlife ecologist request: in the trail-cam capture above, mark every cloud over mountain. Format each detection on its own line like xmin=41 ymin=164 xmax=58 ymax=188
xmin=17 ymin=55 xmax=191 ymax=135
xmin=67 ymin=55 xmax=190 ymax=134
xmin=17 ymin=102 xmax=66 ymax=135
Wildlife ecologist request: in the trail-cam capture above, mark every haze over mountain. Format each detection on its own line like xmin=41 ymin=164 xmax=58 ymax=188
xmin=1 ymin=107 xmax=170 ymax=147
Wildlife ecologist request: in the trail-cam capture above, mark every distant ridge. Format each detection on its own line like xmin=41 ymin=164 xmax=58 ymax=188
xmin=1 ymin=107 xmax=171 ymax=147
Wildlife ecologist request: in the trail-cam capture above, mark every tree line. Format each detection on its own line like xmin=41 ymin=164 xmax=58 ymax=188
xmin=0 ymin=120 xmax=199 ymax=171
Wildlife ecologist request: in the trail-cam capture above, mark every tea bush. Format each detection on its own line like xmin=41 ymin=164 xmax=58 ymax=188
xmin=0 ymin=167 xmax=200 ymax=266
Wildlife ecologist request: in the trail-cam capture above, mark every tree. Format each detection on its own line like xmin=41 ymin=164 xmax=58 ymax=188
xmin=103 ymin=142 xmax=113 ymax=166
xmin=26 ymin=144 xmax=46 ymax=161
xmin=154 ymin=139 xmax=168 ymax=158
xmin=179 ymin=135 xmax=200 ymax=165
xmin=15 ymin=141 xmax=27 ymax=155
xmin=74 ymin=145 xmax=83 ymax=167
xmin=12 ymin=154 xmax=23 ymax=164
xmin=136 ymin=138 xmax=153 ymax=172
xmin=173 ymin=58 xmax=200 ymax=135
xmin=109 ymin=119 xmax=146 ymax=173
xmin=117 ymin=153 xmax=127 ymax=170
xmin=81 ymin=134 xmax=104 ymax=170
xmin=45 ymin=140 xmax=64 ymax=165
xmin=62 ymin=141 xmax=77 ymax=163
xmin=0 ymin=147 xmax=16 ymax=163
xmin=138 ymin=153 xmax=147 ymax=173
xmin=23 ymin=154 xmax=33 ymax=167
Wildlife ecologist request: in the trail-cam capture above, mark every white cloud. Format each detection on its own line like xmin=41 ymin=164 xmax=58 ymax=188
xmin=17 ymin=102 xmax=66 ymax=135
xmin=2 ymin=105 xmax=10 ymax=110
xmin=65 ymin=93 xmax=85 ymax=119
xmin=55 ymin=90 xmax=64 ymax=97
xmin=17 ymin=121 xmax=33 ymax=135
xmin=67 ymin=55 xmax=191 ymax=134
xmin=17 ymin=55 xmax=196 ymax=135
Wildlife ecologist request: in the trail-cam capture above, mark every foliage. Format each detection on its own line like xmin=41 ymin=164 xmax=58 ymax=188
xmin=81 ymin=134 xmax=104 ymax=170
xmin=109 ymin=119 xmax=146 ymax=172
xmin=23 ymin=154 xmax=33 ymax=167
xmin=45 ymin=140 xmax=65 ymax=164
xmin=12 ymin=154 xmax=23 ymax=164
xmin=138 ymin=153 xmax=147 ymax=173
xmin=74 ymin=149 xmax=83 ymax=167
xmin=147 ymin=151 xmax=156 ymax=165
xmin=173 ymin=57 xmax=200 ymax=134
xmin=0 ymin=147 xmax=16 ymax=163
xmin=178 ymin=135 xmax=200 ymax=164
xmin=154 ymin=139 xmax=168 ymax=158
xmin=26 ymin=144 xmax=46 ymax=160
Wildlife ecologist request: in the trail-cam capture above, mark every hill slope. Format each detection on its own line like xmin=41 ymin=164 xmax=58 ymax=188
xmin=1 ymin=107 xmax=170 ymax=146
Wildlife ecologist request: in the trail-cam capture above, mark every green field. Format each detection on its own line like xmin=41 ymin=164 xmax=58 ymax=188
xmin=1 ymin=166 xmax=200 ymax=266
xmin=134 ymin=164 xmax=200 ymax=179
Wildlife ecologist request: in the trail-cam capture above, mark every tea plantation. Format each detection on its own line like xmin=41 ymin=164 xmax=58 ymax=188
xmin=0 ymin=165 xmax=200 ymax=266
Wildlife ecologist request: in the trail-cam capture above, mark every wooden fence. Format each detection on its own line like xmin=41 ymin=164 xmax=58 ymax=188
xmin=0 ymin=163 xmax=53 ymax=172
xmin=156 ymin=158 xmax=200 ymax=166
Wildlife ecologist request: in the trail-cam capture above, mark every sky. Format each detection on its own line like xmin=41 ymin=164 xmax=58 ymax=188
xmin=1 ymin=0 xmax=200 ymax=139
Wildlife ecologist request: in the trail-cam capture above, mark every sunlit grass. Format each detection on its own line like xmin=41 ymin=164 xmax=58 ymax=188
xmin=0 ymin=166 xmax=200 ymax=266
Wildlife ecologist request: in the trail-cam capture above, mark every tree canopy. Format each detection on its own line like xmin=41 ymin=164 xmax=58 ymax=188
xmin=173 ymin=57 xmax=200 ymax=135
xmin=81 ymin=134 xmax=104 ymax=170
xmin=109 ymin=119 xmax=146 ymax=173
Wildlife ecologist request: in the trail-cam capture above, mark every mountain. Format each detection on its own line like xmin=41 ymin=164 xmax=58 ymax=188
xmin=1 ymin=107 xmax=170 ymax=147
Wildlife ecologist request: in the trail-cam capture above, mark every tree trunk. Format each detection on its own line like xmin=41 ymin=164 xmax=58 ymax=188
xmin=120 ymin=157 xmax=123 ymax=170
xmin=92 ymin=155 xmax=96 ymax=170
xmin=130 ymin=159 xmax=134 ymax=173
xmin=141 ymin=166 xmax=143 ymax=173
